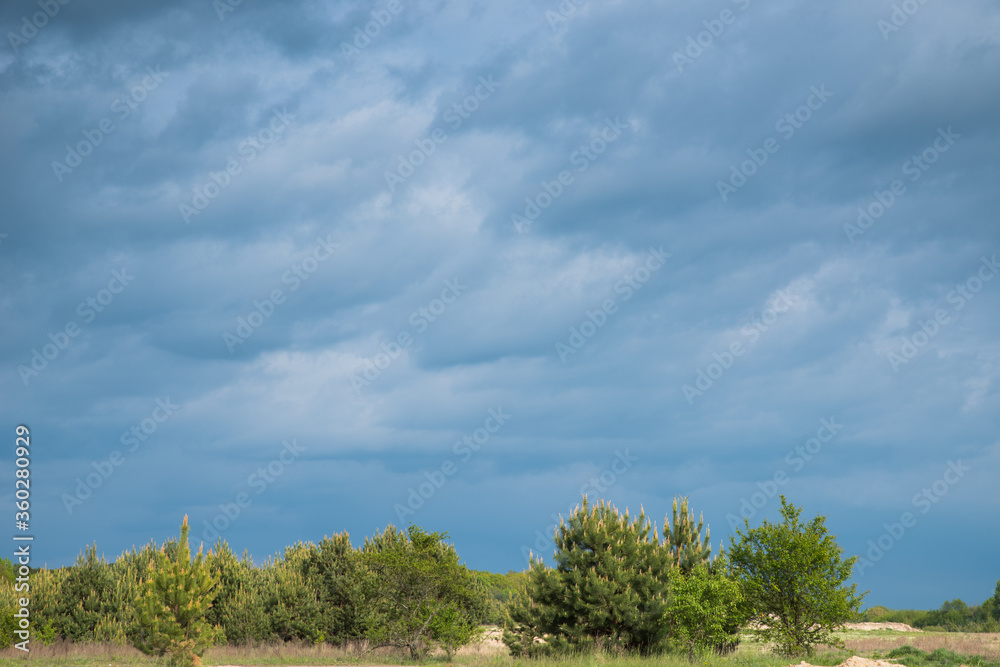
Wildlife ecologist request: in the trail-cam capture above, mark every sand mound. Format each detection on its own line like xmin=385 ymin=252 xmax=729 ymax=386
xmin=843 ymin=622 xmax=922 ymax=632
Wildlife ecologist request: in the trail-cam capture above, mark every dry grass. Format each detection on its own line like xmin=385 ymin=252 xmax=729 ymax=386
xmin=4 ymin=630 xmax=999 ymax=667
xmin=0 ymin=638 xmax=411 ymax=667
xmin=204 ymin=638 xmax=410 ymax=665
xmin=839 ymin=632 xmax=1000 ymax=660
xmin=0 ymin=638 xmax=152 ymax=664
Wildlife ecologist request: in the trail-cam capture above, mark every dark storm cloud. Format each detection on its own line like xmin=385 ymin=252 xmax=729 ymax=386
xmin=1 ymin=0 xmax=998 ymax=609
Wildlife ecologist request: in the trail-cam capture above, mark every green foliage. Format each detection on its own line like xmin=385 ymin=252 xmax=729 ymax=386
xmin=204 ymin=541 xmax=269 ymax=644
xmin=286 ymin=532 xmax=365 ymax=643
xmin=661 ymin=562 xmax=744 ymax=663
xmin=50 ymin=544 xmax=116 ymax=641
xmin=859 ymin=583 xmax=1000 ymax=633
xmin=359 ymin=525 xmax=485 ymax=659
xmin=259 ymin=558 xmax=326 ymax=643
xmin=504 ymin=497 xmax=674 ymax=656
xmin=663 ymin=496 xmax=713 ymax=574
xmin=915 ymin=596 xmax=1000 ymax=632
xmin=472 ymin=569 xmax=526 ymax=626
xmin=884 ymin=645 xmax=1000 ymax=667
xmin=0 ymin=557 xmax=16 ymax=648
xmin=729 ymin=496 xmax=865 ymax=657
xmin=134 ymin=516 xmax=223 ymax=667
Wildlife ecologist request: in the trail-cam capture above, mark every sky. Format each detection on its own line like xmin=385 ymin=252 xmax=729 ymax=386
xmin=1 ymin=0 xmax=998 ymax=611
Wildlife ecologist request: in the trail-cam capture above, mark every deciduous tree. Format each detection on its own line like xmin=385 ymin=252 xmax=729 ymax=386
xmin=729 ymin=496 xmax=865 ymax=656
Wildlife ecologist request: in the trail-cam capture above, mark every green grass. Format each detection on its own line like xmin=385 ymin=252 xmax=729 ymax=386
xmin=876 ymin=645 xmax=1000 ymax=667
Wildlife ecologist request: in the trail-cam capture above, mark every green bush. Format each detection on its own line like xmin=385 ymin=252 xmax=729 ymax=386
xmin=661 ymin=561 xmax=744 ymax=662
xmin=886 ymin=645 xmax=1000 ymax=667
xmin=360 ymin=525 xmax=485 ymax=659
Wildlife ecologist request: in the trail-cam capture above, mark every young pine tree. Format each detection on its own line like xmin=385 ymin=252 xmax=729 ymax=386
xmin=134 ymin=516 xmax=223 ymax=667
xmin=504 ymin=497 xmax=674 ymax=655
xmin=662 ymin=496 xmax=713 ymax=573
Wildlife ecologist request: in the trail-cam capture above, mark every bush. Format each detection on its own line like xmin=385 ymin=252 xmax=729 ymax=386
xmin=661 ymin=561 xmax=744 ymax=662
xmin=360 ymin=525 xmax=485 ymax=659
xmin=884 ymin=645 xmax=1000 ymax=667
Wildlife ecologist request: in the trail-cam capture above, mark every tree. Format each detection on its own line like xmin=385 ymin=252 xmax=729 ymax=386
xmin=662 ymin=562 xmax=744 ymax=663
xmin=134 ymin=516 xmax=223 ymax=667
xmin=50 ymin=544 xmax=115 ymax=641
xmin=991 ymin=580 xmax=1000 ymax=621
xmin=0 ymin=558 xmax=17 ymax=648
xmin=359 ymin=525 xmax=484 ymax=659
xmin=663 ymin=496 xmax=713 ymax=574
xmin=729 ymin=496 xmax=865 ymax=657
xmin=503 ymin=497 xmax=674 ymax=655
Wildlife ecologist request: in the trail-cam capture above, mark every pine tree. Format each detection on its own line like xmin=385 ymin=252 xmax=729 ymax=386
xmin=134 ymin=516 xmax=223 ymax=667
xmin=663 ymin=496 xmax=713 ymax=573
xmin=504 ymin=497 xmax=674 ymax=655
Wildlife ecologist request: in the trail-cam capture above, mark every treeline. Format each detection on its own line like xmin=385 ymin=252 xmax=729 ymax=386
xmin=3 ymin=495 xmax=998 ymax=666
xmin=2 ymin=521 xmax=522 ymax=660
xmin=862 ymin=593 xmax=1000 ymax=632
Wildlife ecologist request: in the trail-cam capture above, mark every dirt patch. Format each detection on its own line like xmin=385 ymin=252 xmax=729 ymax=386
xmin=843 ymin=622 xmax=923 ymax=632
xmin=790 ymin=656 xmax=909 ymax=667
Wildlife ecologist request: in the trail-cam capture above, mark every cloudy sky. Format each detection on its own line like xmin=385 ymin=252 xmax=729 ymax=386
xmin=2 ymin=0 xmax=998 ymax=609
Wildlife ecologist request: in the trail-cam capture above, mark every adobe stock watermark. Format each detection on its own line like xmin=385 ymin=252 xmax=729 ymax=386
xmin=61 ymin=398 xmax=181 ymax=514
xmin=7 ymin=0 xmax=71 ymax=54
xmin=672 ymin=0 xmax=751 ymax=73
xmin=179 ymin=108 xmax=295 ymax=224
xmin=725 ymin=417 xmax=843 ymax=531
xmin=857 ymin=459 xmax=969 ymax=575
xmin=339 ymin=0 xmax=406 ymax=61
xmin=51 ymin=66 xmax=169 ymax=182
xmin=384 ymin=74 xmax=501 ymax=193
xmin=887 ymin=254 xmax=997 ymax=372
xmin=682 ymin=289 xmax=795 ymax=403
xmin=17 ymin=268 xmax=134 ymax=386
xmin=512 ymin=117 xmax=631 ymax=234
xmin=716 ymin=85 xmax=833 ymax=202
xmin=844 ymin=126 xmax=959 ymax=243
xmin=200 ymin=439 xmax=306 ymax=543
xmin=556 ymin=246 xmax=671 ymax=363
xmin=223 ymin=234 xmax=338 ymax=353
xmin=520 ymin=449 xmax=639 ymax=564
xmin=213 ymin=0 xmax=245 ymax=20
xmin=877 ymin=0 xmax=933 ymax=40
xmin=545 ymin=0 xmax=588 ymax=30
xmin=393 ymin=407 xmax=511 ymax=523
xmin=348 ymin=278 xmax=467 ymax=395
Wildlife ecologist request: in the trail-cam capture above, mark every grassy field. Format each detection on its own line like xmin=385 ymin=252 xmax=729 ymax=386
xmin=2 ymin=630 xmax=999 ymax=667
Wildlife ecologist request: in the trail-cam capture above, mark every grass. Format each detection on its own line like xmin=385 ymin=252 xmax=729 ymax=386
xmin=2 ymin=631 xmax=999 ymax=667
xmin=840 ymin=631 xmax=1000 ymax=661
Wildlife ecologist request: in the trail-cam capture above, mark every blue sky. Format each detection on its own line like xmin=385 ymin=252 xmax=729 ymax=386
xmin=2 ymin=0 xmax=998 ymax=610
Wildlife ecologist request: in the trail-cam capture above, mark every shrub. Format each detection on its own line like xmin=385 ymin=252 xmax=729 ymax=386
xmin=360 ymin=525 xmax=485 ymax=660
xmin=661 ymin=561 xmax=744 ymax=662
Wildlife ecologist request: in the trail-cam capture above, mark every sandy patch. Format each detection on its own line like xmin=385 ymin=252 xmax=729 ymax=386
xmin=842 ymin=623 xmax=922 ymax=633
